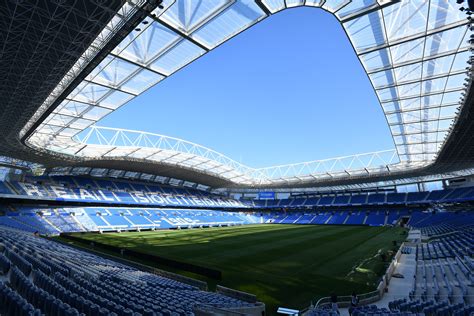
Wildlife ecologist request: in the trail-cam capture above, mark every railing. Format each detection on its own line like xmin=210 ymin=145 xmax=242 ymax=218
xmin=302 ymin=242 xmax=406 ymax=314
xmin=53 ymin=235 xmax=208 ymax=290
xmin=193 ymin=304 xmax=249 ymax=316
xmin=193 ymin=302 xmax=265 ymax=316
xmin=216 ymin=285 xmax=258 ymax=303
xmin=312 ymin=289 xmax=381 ymax=309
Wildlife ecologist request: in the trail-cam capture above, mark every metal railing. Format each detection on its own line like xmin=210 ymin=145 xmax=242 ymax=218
xmin=302 ymin=242 xmax=406 ymax=315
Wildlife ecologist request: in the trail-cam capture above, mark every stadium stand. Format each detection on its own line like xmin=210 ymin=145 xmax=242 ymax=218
xmin=364 ymin=211 xmax=386 ymax=226
xmin=308 ymin=211 xmax=474 ymax=316
xmin=386 ymin=193 xmax=407 ymax=204
xmin=344 ymin=211 xmax=366 ymax=225
xmin=367 ymin=193 xmax=386 ymax=204
xmin=0 ymin=203 xmax=470 ymax=240
xmin=325 ymin=211 xmax=348 ymax=225
xmin=310 ymin=212 xmax=332 ymax=225
xmin=332 ymin=195 xmax=350 ymax=206
xmin=296 ymin=213 xmax=315 ymax=224
xmin=251 ymin=186 xmax=474 ymax=208
xmin=0 ymin=177 xmax=245 ymax=209
xmin=0 ymin=227 xmax=264 ymax=315
xmin=0 ymin=0 xmax=473 ymax=314
xmin=0 ymin=207 xmax=257 ymax=233
xmin=3 ymin=177 xmax=474 ymax=212
xmin=259 ymin=209 xmax=420 ymax=227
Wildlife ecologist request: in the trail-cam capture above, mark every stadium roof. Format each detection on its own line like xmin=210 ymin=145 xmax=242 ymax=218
xmin=1 ymin=0 xmax=474 ymax=188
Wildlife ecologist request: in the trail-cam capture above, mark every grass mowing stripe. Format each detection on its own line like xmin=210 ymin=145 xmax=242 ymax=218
xmin=185 ymin=226 xmax=352 ymax=263
xmin=229 ymin=227 xmax=387 ymax=277
xmin=294 ymin=227 xmax=388 ymax=277
xmin=210 ymin=226 xmax=367 ymax=268
xmin=93 ymin=225 xmax=335 ymax=264
xmin=66 ymin=224 xmax=406 ymax=315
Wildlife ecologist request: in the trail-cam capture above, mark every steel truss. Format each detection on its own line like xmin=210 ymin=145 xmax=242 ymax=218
xmin=18 ymin=0 xmax=473 ymax=187
xmin=68 ymin=126 xmax=408 ymax=186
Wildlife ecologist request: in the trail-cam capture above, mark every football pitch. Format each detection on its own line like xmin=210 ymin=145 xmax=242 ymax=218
xmin=65 ymin=224 xmax=406 ymax=313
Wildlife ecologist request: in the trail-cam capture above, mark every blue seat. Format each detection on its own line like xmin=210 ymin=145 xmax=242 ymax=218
xmin=122 ymin=308 xmax=134 ymax=316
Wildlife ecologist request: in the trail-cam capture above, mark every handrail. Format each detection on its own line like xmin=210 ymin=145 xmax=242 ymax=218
xmin=51 ymin=235 xmax=208 ymax=290
xmin=193 ymin=303 xmax=250 ymax=315
xmin=304 ymin=241 xmax=406 ymax=314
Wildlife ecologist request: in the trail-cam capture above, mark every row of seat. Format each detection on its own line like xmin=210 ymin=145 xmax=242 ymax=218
xmin=0 ymin=227 xmax=258 ymax=315
xmin=308 ymin=211 xmax=474 ymax=316
xmin=0 ymin=281 xmax=42 ymax=316
xmin=263 ymin=210 xmax=411 ymax=226
xmin=0 ymin=252 xmax=11 ymax=275
xmin=33 ymin=175 xmax=209 ymax=197
xmin=1 ymin=207 xmax=258 ymax=234
xmin=4 ymin=248 xmax=32 ymax=276
xmin=411 ymin=216 xmax=473 ymax=306
xmin=254 ymin=186 xmax=474 ymax=208
xmin=7 ymin=179 xmax=243 ymax=209
xmin=388 ymin=298 xmax=473 ymax=316
xmin=10 ymin=266 xmax=85 ymax=316
xmin=400 ymin=246 xmax=412 ymax=254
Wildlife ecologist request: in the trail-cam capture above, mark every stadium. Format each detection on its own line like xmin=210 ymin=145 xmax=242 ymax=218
xmin=0 ymin=0 xmax=473 ymax=315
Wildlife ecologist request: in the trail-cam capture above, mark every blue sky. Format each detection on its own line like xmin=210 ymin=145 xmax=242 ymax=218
xmin=100 ymin=7 xmax=394 ymax=168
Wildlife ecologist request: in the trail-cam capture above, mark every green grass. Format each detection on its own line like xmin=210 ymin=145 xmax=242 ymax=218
xmin=63 ymin=224 xmax=406 ymax=314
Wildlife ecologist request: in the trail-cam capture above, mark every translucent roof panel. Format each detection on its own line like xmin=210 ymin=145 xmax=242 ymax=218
xmin=115 ymin=22 xmax=181 ymax=65
xmin=86 ymin=55 xmax=140 ymax=88
xmin=261 ymin=0 xmax=286 ymax=14
xmin=344 ymin=10 xmax=387 ymax=53
xmin=336 ymin=0 xmax=377 ymax=20
xmin=190 ymin=0 xmax=266 ymax=48
xmin=160 ymin=0 xmax=233 ymax=34
xmin=150 ymin=39 xmax=206 ymax=75
xmin=382 ymin=1 xmax=430 ymax=43
xmin=345 ymin=0 xmax=470 ymax=165
xmin=26 ymin=0 xmax=471 ymax=186
xmin=54 ymin=100 xmax=90 ymax=117
xmin=322 ymin=0 xmax=351 ymax=13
